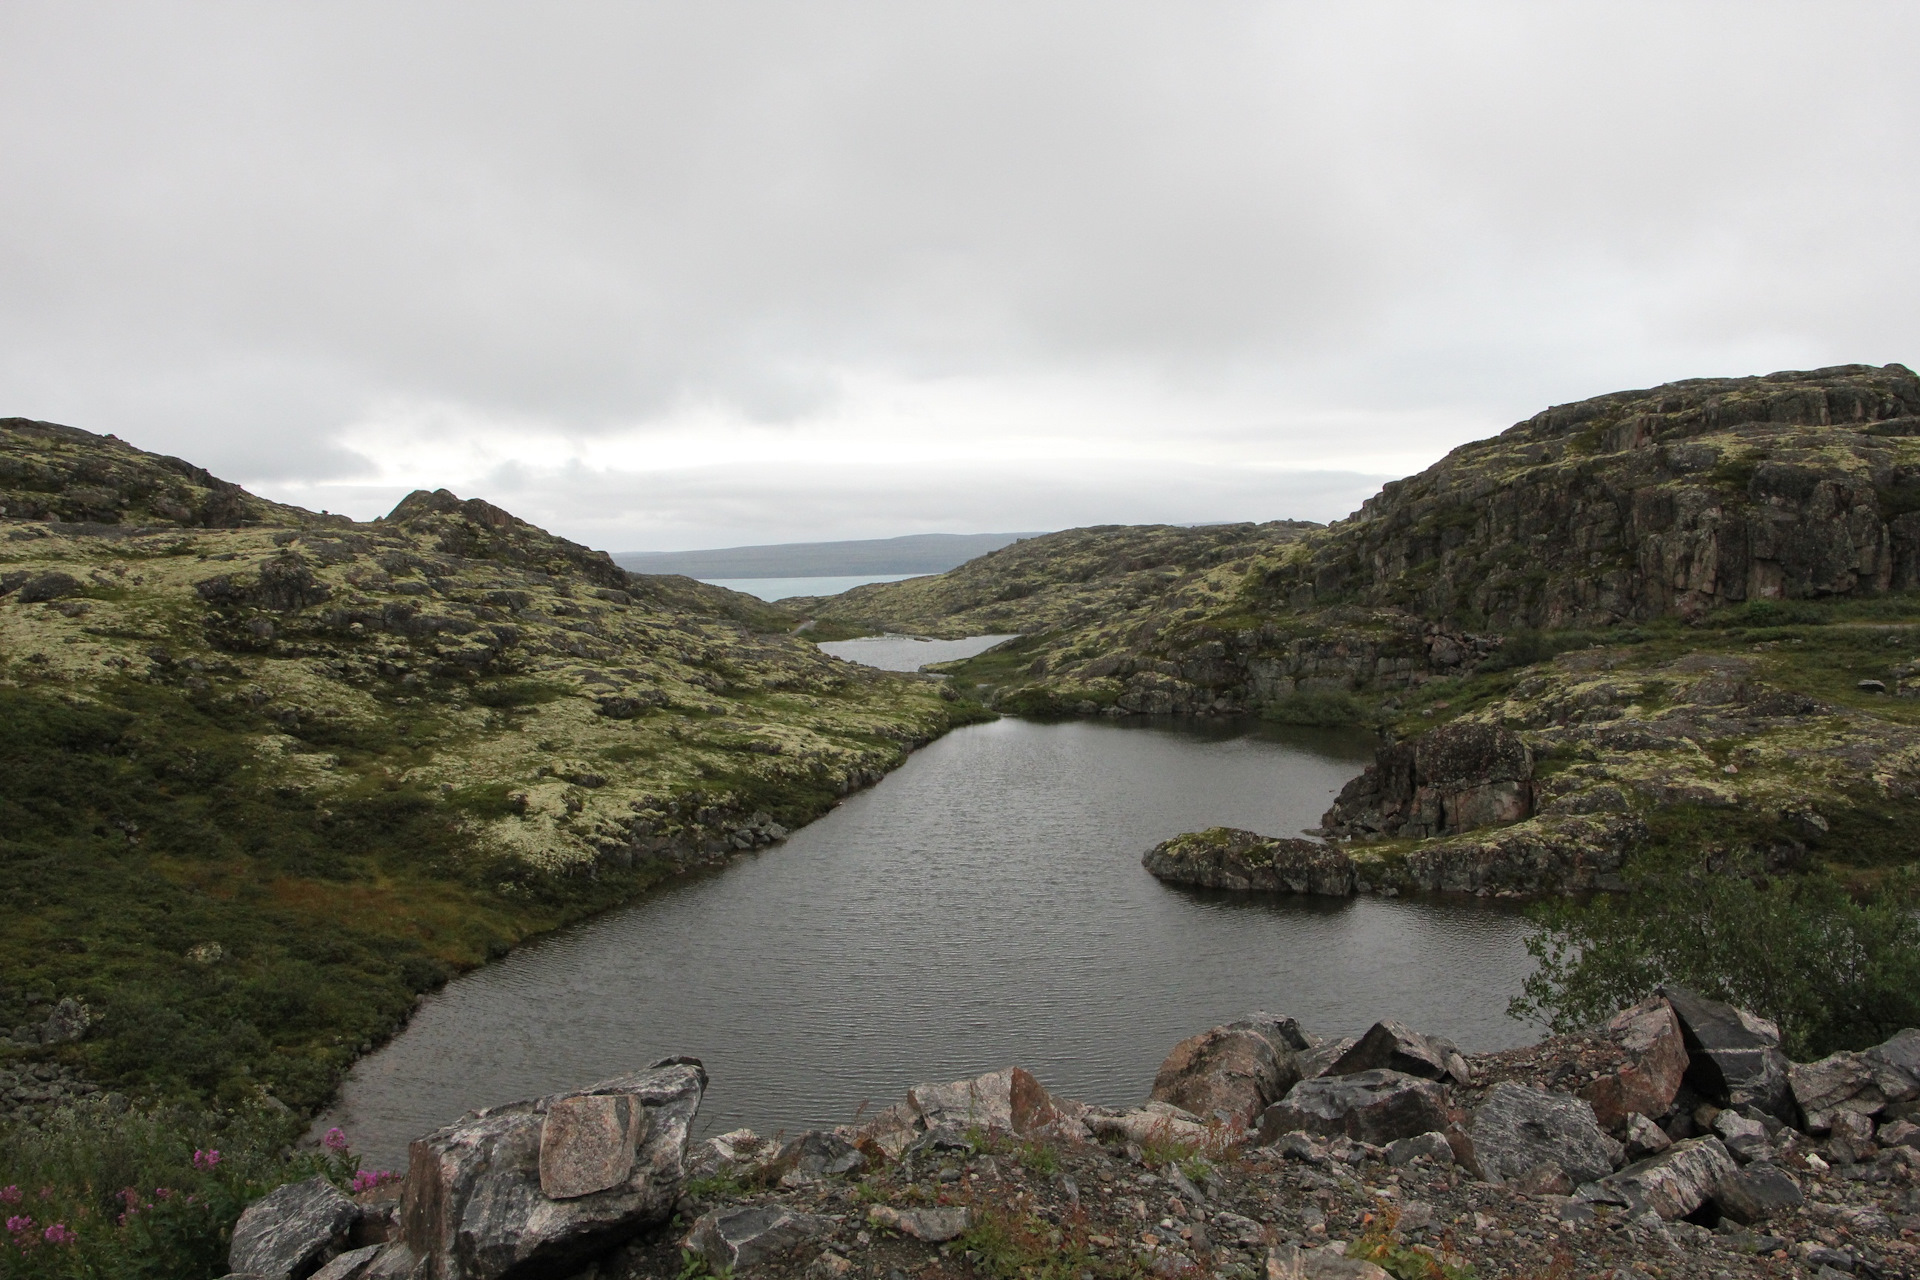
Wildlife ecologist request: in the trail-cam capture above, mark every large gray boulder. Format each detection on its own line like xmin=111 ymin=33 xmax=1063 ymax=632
xmin=1150 ymin=1013 xmax=1307 ymax=1128
xmin=1583 ymin=1135 xmax=1739 ymax=1220
xmin=229 ymin=1177 xmax=360 ymax=1280
xmin=1658 ymin=987 xmax=1794 ymax=1119
xmin=1714 ymin=1163 xmax=1804 ymax=1225
xmin=401 ymin=1059 xmax=705 ymax=1280
xmin=1455 ymin=1083 xmax=1622 ymax=1187
xmin=1789 ymin=1028 xmax=1920 ymax=1133
xmin=1579 ymin=997 xmax=1689 ymax=1133
xmin=1258 ymin=1070 xmax=1450 ymax=1146
xmin=685 ymin=1205 xmax=831 ymax=1271
xmin=1328 ymin=1021 xmax=1473 ymax=1087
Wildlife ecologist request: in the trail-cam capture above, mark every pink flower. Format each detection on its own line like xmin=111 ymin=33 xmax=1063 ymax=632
xmin=191 ymin=1149 xmax=221 ymax=1171
xmin=118 ymin=1188 xmax=141 ymax=1208
xmin=349 ymin=1169 xmax=398 ymax=1194
xmin=0 ymin=1187 xmax=18 ymax=1205
xmin=153 ymin=1187 xmax=173 ymax=1201
xmin=6 ymin=1215 xmax=32 ymax=1234
xmin=42 ymin=1224 xmax=75 ymax=1246
xmin=323 ymin=1127 xmax=349 ymax=1153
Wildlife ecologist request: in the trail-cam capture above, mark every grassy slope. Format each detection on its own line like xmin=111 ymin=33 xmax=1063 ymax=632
xmin=0 ymin=420 xmax=987 ymax=1113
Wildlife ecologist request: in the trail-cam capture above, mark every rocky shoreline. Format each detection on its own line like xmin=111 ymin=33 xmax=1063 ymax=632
xmin=216 ymin=989 xmax=1920 ymax=1280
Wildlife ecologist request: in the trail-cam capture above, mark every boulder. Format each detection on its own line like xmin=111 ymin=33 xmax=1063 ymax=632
xmin=1266 ymin=1243 xmax=1392 ymax=1280
xmin=1143 ymin=828 xmax=1357 ymax=896
xmin=1579 ymin=998 xmax=1689 ymax=1132
xmin=538 ymin=1093 xmax=647 ymax=1199
xmin=1658 ymin=987 xmax=1794 ymax=1118
xmin=1455 ymin=1083 xmax=1622 ymax=1187
xmin=402 ymin=1059 xmax=704 ymax=1280
xmin=686 ymin=1205 xmax=831 ymax=1271
xmin=906 ymin=1066 xmax=1059 ymax=1135
xmin=1297 ymin=1037 xmax=1358 ymax=1080
xmin=1828 ymin=1110 xmax=1876 ymax=1163
xmin=1257 ymin=1071 xmax=1450 ymax=1147
xmin=1328 ymin=1021 xmax=1472 ymax=1086
xmin=309 ymin=1246 xmax=384 ymax=1280
xmin=1084 ymin=1100 xmax=1214 ymax=1149
xmin=1585 ymin=1136 xmax=1739 ymax=1220
xmin=770 ymin=1130 xmax=866 ymax=1183
xmin=1711 ymin=1110 xmax=1772 ymax=1163
xmin=1624 ymin=1113 xmax=1672 ymax=1160
xmin=867 ymin=1205 xmax=972 ymax=1242
xmin=229 ymin=1177 xmax=360 ymax=1280
xmin=1790 ymin=1029 xmax=1920 ymax=1133
xmin=1150 ymin=1014 xmax=1307 ymax=1128
xmin=1713 ymin=1163 xmax=1804 ymax=1225
xmin=686 ymin=1128 xmax=772 ymax=1180
xmin=1385 ymin=1131 xmax=1454 ymax=1167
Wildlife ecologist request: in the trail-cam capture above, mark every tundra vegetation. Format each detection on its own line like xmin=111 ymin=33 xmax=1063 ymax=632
xmin=0 ymin=415 xmax=985 ymax=1133
xmin=11 ymin=364 xmax=1920 ymax=1274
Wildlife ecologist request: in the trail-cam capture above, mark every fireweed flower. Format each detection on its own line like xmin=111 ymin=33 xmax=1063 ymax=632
xmin=191 ymin=1149 xmax=221 ymax=1170
xmin=7 ymin=1215 xmax=32 ymax=1234
xmin=323 ymin=1128 xmax=349 ymax=1152
xmin=349 ymin=1170 xmax=397 ymax=1194
xmin=0 ymin=1187 xmax=18 ymax=1204
xmin=42 ymin=1224 xmax=75 ymax=1246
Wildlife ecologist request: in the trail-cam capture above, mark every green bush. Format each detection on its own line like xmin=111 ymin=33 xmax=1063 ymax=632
xmin=1509 ymin=859 xmax=1920 ymax=1059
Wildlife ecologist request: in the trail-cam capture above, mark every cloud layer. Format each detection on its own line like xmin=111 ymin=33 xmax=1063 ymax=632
xmin=3 ymin=3 xmax=1916 ymax=549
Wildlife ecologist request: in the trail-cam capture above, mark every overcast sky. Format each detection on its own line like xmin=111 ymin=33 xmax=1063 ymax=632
xmin=3 ymin=4 xmax=1916 ymax=552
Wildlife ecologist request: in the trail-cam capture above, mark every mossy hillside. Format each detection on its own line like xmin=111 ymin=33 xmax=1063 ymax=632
xmin=788 ymin=521 xmax=1319 ymax=641
xmin=0 ymin=420 xmax=988 ymax=1115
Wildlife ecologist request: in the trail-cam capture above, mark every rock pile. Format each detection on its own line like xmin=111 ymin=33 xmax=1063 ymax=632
xmin=222 ymin=990 xmax=1920 ymax=1279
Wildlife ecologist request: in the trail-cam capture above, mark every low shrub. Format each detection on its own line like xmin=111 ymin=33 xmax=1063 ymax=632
xmin=1509 ymin=859 xmax=1920 ymax=1059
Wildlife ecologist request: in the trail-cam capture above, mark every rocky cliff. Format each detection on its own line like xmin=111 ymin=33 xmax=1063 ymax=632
xmin=796 ymin=364 xmax=1920 ymax=891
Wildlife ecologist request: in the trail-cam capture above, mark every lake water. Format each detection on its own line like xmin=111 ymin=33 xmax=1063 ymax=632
xmin=319 ymin=715 xmax=1541 ymax=1171
xmin=817 ymin=633 xmax=1020 ymax=671
xmin=703 ymin=573 xmax=928 ymax=601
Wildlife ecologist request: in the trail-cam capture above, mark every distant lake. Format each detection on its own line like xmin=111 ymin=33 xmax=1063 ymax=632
xmin=702 ymin=574 xmax=927 ymax=601
xmin=817 ymin=633 xmax=1019 ymax=671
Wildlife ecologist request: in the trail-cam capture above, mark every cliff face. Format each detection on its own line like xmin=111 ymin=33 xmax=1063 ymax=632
xmin=1265 ymin=363 xmax=1920 ymax=628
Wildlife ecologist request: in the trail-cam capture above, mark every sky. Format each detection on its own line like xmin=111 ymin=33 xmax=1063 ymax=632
xmin=2 ymin=4 xmax=1916 ymax=553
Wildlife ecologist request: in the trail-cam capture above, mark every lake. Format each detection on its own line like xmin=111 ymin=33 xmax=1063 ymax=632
xmin=317 ymin=715 xmax=1539 ymax=1170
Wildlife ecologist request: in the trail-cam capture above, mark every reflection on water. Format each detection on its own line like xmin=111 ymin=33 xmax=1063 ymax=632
xmin=320 ymin=716 xmax=1538 ymax=1169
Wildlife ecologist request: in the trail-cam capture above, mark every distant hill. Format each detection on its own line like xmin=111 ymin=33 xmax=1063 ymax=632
xmin=612 ymin=531 xmax=1046 ymax=578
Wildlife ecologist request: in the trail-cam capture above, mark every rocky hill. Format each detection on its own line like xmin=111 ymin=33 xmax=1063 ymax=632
xmin=798 ymin=365 xmax=1920 ymax=885
xmin=0 ymin=417 xmax=983 ymax=1113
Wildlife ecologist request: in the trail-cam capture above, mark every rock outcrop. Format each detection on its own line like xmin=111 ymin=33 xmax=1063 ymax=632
xmin=1321 ymin=722 xmax=1533 ymax=842
xmin=1454 ymin=1082 xmax=1622 ymax=1187
xmin=1142 ymin=828 xmax=1356 ymax=896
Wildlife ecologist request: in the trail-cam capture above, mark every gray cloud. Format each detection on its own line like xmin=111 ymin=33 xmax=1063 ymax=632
xmin=2 ymin=2 xmax=1916 ymax=548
